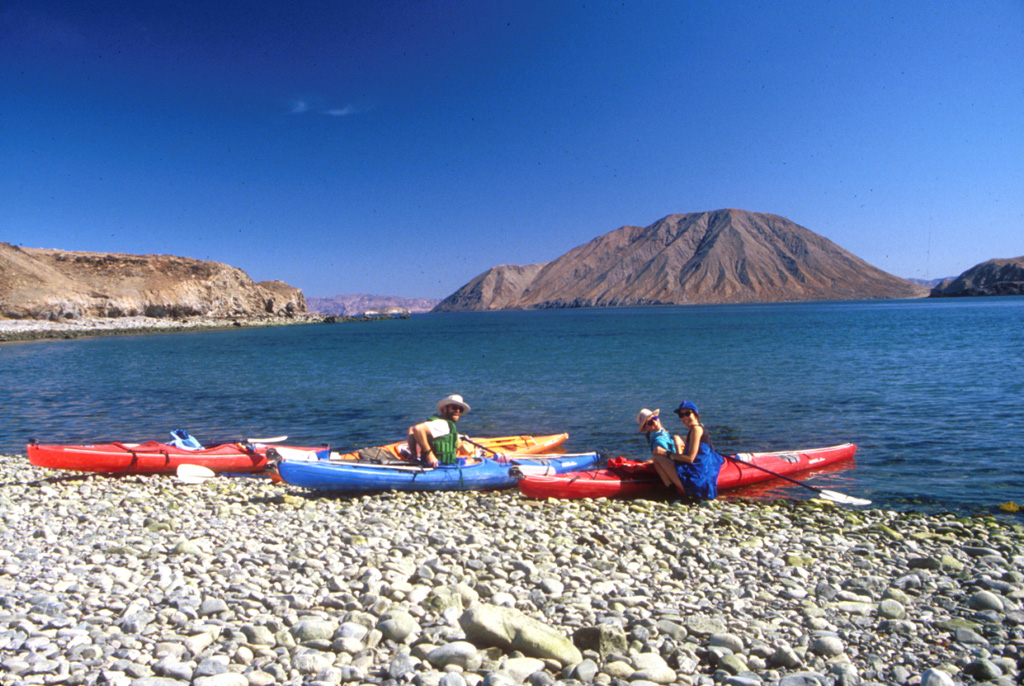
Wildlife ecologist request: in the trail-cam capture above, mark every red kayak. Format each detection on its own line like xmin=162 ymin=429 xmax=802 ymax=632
xmin=517 ymin=443 xmax=857 ymax=500
xmin=26 ymin=438 xmax=313 ymax=475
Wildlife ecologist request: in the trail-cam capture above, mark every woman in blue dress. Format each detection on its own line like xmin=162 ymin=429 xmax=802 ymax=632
xmin=640 ymin=401 xmax=724 ymax=500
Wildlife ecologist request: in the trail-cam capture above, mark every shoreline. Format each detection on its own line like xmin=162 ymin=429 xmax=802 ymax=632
xmin=3 ymin=452 xmax=1022 ymax=686
xmin=0 ymin=313 xmax=395 ymax=343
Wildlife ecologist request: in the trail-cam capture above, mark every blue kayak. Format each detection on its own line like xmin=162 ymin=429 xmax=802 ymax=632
xmin=277 ymin=453 xmax=601 ymax=493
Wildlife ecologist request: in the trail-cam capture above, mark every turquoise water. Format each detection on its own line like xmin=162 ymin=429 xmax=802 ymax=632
xmin=2 ymin=298 xmax=1022 ymax=512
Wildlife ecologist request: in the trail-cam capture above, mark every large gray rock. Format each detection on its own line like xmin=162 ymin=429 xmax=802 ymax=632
xmin=459 ymin=604 xmax=582 ymax=667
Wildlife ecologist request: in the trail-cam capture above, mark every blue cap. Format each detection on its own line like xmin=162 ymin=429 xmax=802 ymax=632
xmin=674 ymin=401 xmax=699 ymax=415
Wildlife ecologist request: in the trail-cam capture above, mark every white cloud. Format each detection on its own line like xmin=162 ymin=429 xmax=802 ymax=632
xmin=325 ymin=106 xmax=357 ymax=117
xmin=289 ymin=99 xmax=310 ymax=114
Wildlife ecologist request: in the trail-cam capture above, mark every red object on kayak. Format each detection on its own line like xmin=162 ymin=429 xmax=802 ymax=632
xmin=517 ymin=443 xmax=858 ymax=499
xmin=26 ymin=440 xmax=296 ymax=475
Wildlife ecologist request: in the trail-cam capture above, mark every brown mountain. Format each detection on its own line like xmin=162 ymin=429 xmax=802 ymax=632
xmin=307 ymin=293 xmax=440 ymax=316
xmin=434 ymin=209 xmax=928 ymax=311
xmin=0 ymin=242 xmax=305 ymax=320
xmin=930 ymin=256 xmax=1024 ymax=297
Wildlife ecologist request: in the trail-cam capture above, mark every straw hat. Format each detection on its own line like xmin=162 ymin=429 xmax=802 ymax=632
xmin=636 ymin=408 xmax=660 ymax=432
xmin=437 ymin=394 xmax=470 ymax=414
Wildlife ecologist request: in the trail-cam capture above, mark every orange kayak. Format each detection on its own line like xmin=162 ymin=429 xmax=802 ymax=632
xmin=327 ymin=432 xmax=569 ymax=462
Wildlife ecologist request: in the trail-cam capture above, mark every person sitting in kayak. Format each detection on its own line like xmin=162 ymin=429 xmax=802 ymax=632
xmin=640 ymin=401 xmax=724 ymax=500
xmin=406 ymin=394 xmax=471 ymax=467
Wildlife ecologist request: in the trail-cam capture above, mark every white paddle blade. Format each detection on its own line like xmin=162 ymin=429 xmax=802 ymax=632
xmin=268 ymin=446 xmax=322 ymax=462
xmin=248 ymin=435 xmax=287 ymax=444
xmin=177 ymin=464 xmax=217 ymax=484
xmin=819 ymin=489 xmax=872 ymax=506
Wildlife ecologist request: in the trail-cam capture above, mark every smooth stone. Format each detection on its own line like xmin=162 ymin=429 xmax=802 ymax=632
xmin=969 ymin=590 xmax=1005 ymax=612
xmin=603 ymin=661 xmax=635 ymax=679
xmin=538 ymin=578 xmax=564 ymax=595
xmin=778 ymin=673 xmax=826 ymax=686
xmin=654 ymin=619 xmax=687 ymax=642
xmin=502 ymin=657 xmax=546 ymax=682
xmin=770 ymin=645 xmax=802 ymax=669
xmin=241 ymin=625 xmax=276 ymax=647
xmin=290 ymin=619 xmax=338 ymax=643
xmin=954 ymin=627 xmax=989 ymax=645
xmin=198 ymin=598 xmax=229 ymax=616
xmin=630 ymin=666 xmax=677 ymax=684
xmin=195 ymin=658 xmax=228 ymax=676
xmin=810 ymin=635 xmax=844 ymax=657
xmin=877 ymin=599 xmax=906 ymax=619
xmin=709 ymin=633 xmax=745 ymax=653
xmin=919 ymin=668 xmax=956 ymax=686
xmin=718 ymin=654 xmax=749 ymax=675
xmin=481 ymin=671 xmax=517 ymax=686
xmin=570 ymin=659 xmax=599 ymax=682
xmin=684 ymin=616 xmax=728 ymax=636
xmin=194 ymin=674 xmax=249 ymax=686
xmin=723 ymin=678 xmax=763 ymax=686
xmin=378 ymin=609 xmax=421 ymax=644
xmin=427 ymin=642 xmax=483 ymax=671
xmin=631 ymin=653 xmax=669 ymax=671
xmin=294 ymin=650 xmax=335 ymax=674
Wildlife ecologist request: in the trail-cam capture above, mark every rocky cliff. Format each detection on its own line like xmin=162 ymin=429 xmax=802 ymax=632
xmin=434 ymin=209 xmax=928 ymax=311
xmin=930 ymin=257 xmax=1024 ymax=297
xmin=0 ymin=243 xmax=305 ymax=320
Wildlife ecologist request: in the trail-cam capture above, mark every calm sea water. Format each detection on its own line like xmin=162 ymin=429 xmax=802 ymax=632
xmin=2 ymin=298 xmax=1022 ymax=513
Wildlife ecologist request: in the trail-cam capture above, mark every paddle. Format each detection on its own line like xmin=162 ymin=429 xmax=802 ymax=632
xmin=247 ymin=435 xmax=288 ymax=444
xmin=460 ymin=436 xmax=507 ymax=462
xmin=725 ymin=454 xmax=871 ymax=506
xmin=177 ymin=464 xmax=217 ymax=483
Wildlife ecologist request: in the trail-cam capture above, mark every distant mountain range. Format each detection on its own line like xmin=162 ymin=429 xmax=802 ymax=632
xmin=306 ymin=294 xmax=440 ymax=316
xmin=434 ymin=209 xmax=929 ymax=311
xmin=906 ymin=277 xmax=953 ymax=288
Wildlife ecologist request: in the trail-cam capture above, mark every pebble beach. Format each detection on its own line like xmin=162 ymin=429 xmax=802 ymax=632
xmin=2 ymin=454 xmax=1023 ymax=686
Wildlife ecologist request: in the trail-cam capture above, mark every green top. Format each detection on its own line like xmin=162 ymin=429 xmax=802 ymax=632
xmin=428 ymin=415 xmax=460 ymax=465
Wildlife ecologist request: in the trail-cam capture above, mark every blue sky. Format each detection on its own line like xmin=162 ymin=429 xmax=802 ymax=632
xmin=2 ymin=1 xmax=1021 ymax=298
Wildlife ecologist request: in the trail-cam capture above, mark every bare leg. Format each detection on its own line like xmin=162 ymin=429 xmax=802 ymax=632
xmin=651 ymin=456 xmax=673 ymax=487
xmin=405 ymin=427 xmax=420 ymax=461
xmin=652 ymin=454 xmax=686 ymax=494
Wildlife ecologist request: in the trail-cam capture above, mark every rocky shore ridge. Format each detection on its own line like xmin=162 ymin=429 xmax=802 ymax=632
xmin=2 ymin=452 xmax=1022 ymax=686
xmin=0 ymin=314 xmax=395 ymax=343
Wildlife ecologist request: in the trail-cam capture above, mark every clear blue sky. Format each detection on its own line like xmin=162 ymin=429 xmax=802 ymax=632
xmin=2 ymin=1 xmax=1021 ymax=298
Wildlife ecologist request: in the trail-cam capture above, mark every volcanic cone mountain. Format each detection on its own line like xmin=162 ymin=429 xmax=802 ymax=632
xmin=434 ymin=209 xmax=927 ymax=311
